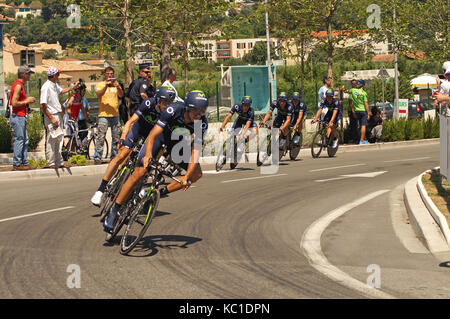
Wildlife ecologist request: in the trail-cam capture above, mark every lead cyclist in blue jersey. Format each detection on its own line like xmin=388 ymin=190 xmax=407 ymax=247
xmin=290 ymin=92 xmax=307 ymax=135
xmin=220 ymin=96 xmax=258 ymax=139
xmin=259 ymin=92 xmax=293 ymax=138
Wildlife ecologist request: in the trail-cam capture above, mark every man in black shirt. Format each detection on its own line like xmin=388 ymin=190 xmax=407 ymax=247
xmin=368 ymin=106 xmax=383 ymax=143
xmin=127 ymin=64 xmax=155 ymax=117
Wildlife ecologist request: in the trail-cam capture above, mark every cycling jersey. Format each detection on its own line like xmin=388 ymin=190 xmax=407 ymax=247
xmin=289 ymin=99 xmax=307 ymax=125
xmin=230 ymin=103 xmax=256 ymax=129
xmin=320 ymin=98 xmax=342 ymax=124
xmin=270 ymin=100 xmax=294 ymax=128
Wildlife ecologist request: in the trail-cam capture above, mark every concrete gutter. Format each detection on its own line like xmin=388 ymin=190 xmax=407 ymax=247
xmin=404 ymin=176 xmax=449 ymax=253
xmin=0 ymin=137 xmax=441 ymax=181
xmin=416 ymin=167 xmax=450 ymax=246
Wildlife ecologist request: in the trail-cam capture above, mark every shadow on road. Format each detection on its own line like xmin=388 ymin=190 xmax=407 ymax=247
xmin=123 ymin=234 xmax=203 ymax=258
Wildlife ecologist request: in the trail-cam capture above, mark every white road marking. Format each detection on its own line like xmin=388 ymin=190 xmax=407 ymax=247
xmin=301 ymin=190 xmax=396 ymax=299
xmin=0 ymin=206 xmax=75 ymax=223
xmin=221 ymin=174 xmax=287 ymax=184
xmin=383 ymin=157 xmax=431 ymax=163
xmin=315 ymin=171 xmax=387 ymax=183
xmin=203 ymin=170 xmax=234 ymax=174
xmin=309 ymin=163 xmax=366 ymax=172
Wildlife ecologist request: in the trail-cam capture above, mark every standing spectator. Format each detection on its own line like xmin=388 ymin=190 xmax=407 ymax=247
xmin=367 ymin=106 xmax=383 ymax=143
xmin=318 ymin=76 xmax=331 ymax=120
xmin=127 ymin=64 xmax=155 ymax=117
xmin=40 ymin=66 xmax=80 ymax=169
xmin=94 ymin=66 xmax=124 ymax=164
xmin=117 ymin=81 xmax=128 ymax=124
xmin=349 ymin=80 xmax=370 ymax=144
xmin=9 ymin=66 xmax=36 ymax=171
xmin=344 ymin=79 xmax=359 ymax=144
xmin=435 ymin=65 xmax=450 ymax=116
xmin=66 ymin=83 xmax=89 ymax=145
xmin=77 ymin=85 xmax=90 ymax=143
xmin=162 ymin=67 xmax=183 ymax=102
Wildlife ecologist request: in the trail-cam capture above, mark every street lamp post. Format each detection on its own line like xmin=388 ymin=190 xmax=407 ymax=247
xmin=265 ymin=0 xmax=273 ymax=102
xmin=393 ymin=6 xmax=400 ymax=119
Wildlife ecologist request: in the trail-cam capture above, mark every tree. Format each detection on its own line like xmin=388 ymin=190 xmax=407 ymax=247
xmin=242 ymin=40 xmax=278 ymax=65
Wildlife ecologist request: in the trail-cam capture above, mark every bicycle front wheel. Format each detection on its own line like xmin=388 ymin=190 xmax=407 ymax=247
xmin=327 ymin=137 xmax=339 ymax=157
xmin=289 ymin=132 xmax=302 ymax=160
xmin=311 ymin=131 xmax=324 ymax=158
xmin=120 ymin=187 xmax=160 ymax=255
xmin=215 ymin=141 xmax=227 ymax=172
xmin=87 ymin=137 xmax=109 ymax=161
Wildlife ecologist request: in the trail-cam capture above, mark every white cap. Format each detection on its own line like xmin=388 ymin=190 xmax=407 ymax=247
xmin=443 ymin=61 xmax=450 ymax=71
xmin=445 ymin=67 xmax=450 ymax=75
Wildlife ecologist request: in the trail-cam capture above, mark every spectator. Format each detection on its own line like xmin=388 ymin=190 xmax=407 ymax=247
xmin=342 ymin=79 xmax=359 ymax=144
xmin=368 ymin=106 xmax=383 ymax=143
xmin=94 ymin=66 xmax=124 ymax=164
xmin=66 ymin=83 xmax=89 ymax=147
xmin=349 ymin=80 xmax=370 ymax=144
xmin=9 ymin=66 xmax=36 ymax=171
xmin=162 ymin=67 xmax=183 ymax=102
xmin=126 ymin=64 xmax=155 ymax=117
xmin=435 ymin=66 xmax=450 ymax=116
xmin=318 ymin=76 xmax=332 ymax=120
xmin=118 ymin=81 xmax=128 ymax=125
xmin=77 ymin=85 xmax=91 ymax=143
xmin=40 ymin=66 xmax=80 ymax=169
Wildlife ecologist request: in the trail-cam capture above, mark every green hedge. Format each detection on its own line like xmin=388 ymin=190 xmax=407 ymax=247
xmin=0 ymin=113 xmax=44 ymax=153
xmin=381 ymin=117 xmax=439 ymax=142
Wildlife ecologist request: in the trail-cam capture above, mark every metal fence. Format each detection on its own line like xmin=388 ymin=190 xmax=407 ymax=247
xmin=440 ymin=106 xmax=450 ymax=180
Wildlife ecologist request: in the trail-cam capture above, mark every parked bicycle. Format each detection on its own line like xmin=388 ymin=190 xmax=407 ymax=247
xmin=61 ymin=119 xmax=109 ymax=161
xmin=311 ymin=120 xmax=339 ymax=158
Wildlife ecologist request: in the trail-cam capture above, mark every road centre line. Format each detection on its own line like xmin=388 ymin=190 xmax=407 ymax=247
xmin=0 ymin=206 xmax=75 ymax=223
xmin=309 ymin=163 xmax=366 ymax=172
xmin=301 ymin=190 xmax=395 ymax=299
xmin=383 ymin=157 xmax=431 ymax=163
xmin=221 ymin=174 xmax=287 ymax=184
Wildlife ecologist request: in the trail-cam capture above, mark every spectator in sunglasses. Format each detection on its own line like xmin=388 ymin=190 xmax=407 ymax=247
xmin=126 ymin=64 xmax=156 ymax=117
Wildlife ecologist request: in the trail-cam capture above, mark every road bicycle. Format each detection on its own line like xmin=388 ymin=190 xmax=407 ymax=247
xmin=99 ymin=137 xmax=144 ymax=222
xmin=215 ymin=128 xmax=261 ymax=171
xmin=61 ymin=119 xmax=109 ymax=161
xmin=108 ymin=149 xmax=184 ymax=255
xmin=311 ymin=120 xmax=339 ymax=158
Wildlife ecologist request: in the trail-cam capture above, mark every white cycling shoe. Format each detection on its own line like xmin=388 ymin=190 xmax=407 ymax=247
xmin=91 ymin=191 xmax=103 ymax=207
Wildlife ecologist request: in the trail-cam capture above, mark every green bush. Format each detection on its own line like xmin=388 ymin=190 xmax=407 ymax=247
xmin=431 ymin=116 xmax=440 ymax=138
xmin=29 ymin=158 xmax=47 ymax=168
xmin=405 ymin=119 xmax=424 ymax=140
xmin=423 ymin=117 xmax=433 ymax=139
xmin=0 ymin=115 xmax=12 ymax=153
xmin=27 ymin=112 xmax=44 ymax=151
xmin=381 ymin=117 xmax=439 ymax=142
xmin=68 ymin=154 xmax=87 ymax=166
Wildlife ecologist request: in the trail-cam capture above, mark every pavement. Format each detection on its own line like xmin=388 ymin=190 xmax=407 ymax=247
xmin=1 ymin=142 xmax=449 ymax=298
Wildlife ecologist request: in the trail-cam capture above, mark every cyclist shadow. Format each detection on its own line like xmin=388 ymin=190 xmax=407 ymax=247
xmin=124 ymin=234 xmax=202 ymax=258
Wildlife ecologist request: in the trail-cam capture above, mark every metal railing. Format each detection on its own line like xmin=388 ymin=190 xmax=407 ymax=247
xmin=439 ymin=105 xmax=450 ymax=180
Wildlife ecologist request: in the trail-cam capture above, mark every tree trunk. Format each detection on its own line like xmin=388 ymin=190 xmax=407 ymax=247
xmin=184 ymin=56 xmax=189 ymax=95
xmin=123 ymin=0 xmax=134 ymax=86
xmin=160 ymin=31 xmax=172 ymax=84
xmin=300 ymin=37 xmax=305 ymax=99
xmin=327 ymin=19 xmax=333 ymax=87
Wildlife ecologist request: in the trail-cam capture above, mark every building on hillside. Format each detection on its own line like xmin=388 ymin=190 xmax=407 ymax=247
xmin=3 ymin=33 xmax=45 ymax=74
xmin=28 ymin=41 xmax=64 ymax=56
xmin=14 ymin=1 xmax=42 ymax=18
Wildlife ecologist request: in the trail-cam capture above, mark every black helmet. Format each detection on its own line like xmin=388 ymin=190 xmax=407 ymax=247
xmin=277 ymin=92 xmax=288 ymax=101
xmin=357 ymin=80 xmax=365 ymax=88
xmin=185 ymin=90 xmax=208 ymax=111
xmin=241 ymin=96 xmax=252 ymax=105
xmin=291 ymin=92 xmax=300 ymax=100
xmin=156 ymin=85 xmax=176 ymax=102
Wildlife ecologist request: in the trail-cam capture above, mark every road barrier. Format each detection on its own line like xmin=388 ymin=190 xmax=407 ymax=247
xmin=440 ymin=109 xmax=450 ymax=180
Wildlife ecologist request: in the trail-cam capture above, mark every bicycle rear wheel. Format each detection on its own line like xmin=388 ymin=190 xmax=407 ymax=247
xmin=87 ymin=137 xmax=109 ymax=161
xmin=120 ymin=187 xmax=160 ymax=255
xmin=327 ymin=137 xmax=339 ymax=157
xmin=230 ymin=139 xmax=238 ymax=170
xmin=311 ymin=131 xmax=324 ymax=158
xmin=62 ymin=135 xmax=76 ymax=161
xmin=99 ymin=166 xmax=131 ymax=222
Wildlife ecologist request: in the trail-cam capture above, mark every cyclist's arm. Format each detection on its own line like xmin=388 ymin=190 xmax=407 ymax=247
xmin=221 ymin=113 xmax=232 ymax=131
xmin=120 ymin=113 xmax=139 ymax=140
xmin=144 ymin=125 xmax=163 ymax=163
xmin=66 ymin=96 xmax=75 ymax=118
xmin=241 ymin=120 xmax=252 ymax=138
xmin=329 ymin=109 xmax=338 ymax=124
xmin=185 ymin=144 xmax=201 ymax=184
xmin=312 ymin=108 xmax=322 ymax=123
xmin=281 ymin=115 xmax=291 ymax=132
xmin=295 ymin=112 xmax=304 ymax=127
xmin=262 ymin=110 xmax=273 ymax=124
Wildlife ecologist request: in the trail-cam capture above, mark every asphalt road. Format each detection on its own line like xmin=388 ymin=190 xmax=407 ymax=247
xmin=0 ymin=143 xmax=449 ymax=298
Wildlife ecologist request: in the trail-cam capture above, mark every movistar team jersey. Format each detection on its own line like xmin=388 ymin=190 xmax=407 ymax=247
xmin=289 ymin=99 xmax=307 ymax=115
xmin=349 ymin=88 xmax=368 ymax=111
xmin=156 ymin=101 xmax=208 ymax=146
xmin=135 ymin=97 xmax=160 ymax=134
xmin=230 ymin=103 xmax=255 ymax=123
xmin=269 ymin=100 xmax=294 ymax=119
xmin=319 ymin=98 xmax=341 ymax=115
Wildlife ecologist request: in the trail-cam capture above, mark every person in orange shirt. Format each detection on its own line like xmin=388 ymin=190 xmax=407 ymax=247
xmin=94 ymin=66 xmax=124 ymax=164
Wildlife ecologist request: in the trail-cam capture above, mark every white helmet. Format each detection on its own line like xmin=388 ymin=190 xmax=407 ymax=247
xmin=443 ymin=61 xmax=450 ymax=72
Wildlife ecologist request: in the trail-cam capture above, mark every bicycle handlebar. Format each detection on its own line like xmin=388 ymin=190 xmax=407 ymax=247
xmin=146 ymin=159 xmax=183 ymax=185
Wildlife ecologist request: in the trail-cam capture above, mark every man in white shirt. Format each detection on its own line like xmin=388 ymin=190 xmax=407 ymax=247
xmin=162 ymin=68 xmax=183 ymax=102
xmin=40 ymin=66 xmax=80 ymax=169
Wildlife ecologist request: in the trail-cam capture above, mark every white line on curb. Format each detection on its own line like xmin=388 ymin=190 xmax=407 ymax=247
xmin=0 ymin=206 xmax=75 ymax=223
xmin=300 ymin=190 xmax=396 ymax=299
xmin=309 ymin=163 xmax=366 ymax=172
xmin=221 ymin=174 xmax=287 ymax=184
xmin=383 ymin=157 xmax=431 ymax=163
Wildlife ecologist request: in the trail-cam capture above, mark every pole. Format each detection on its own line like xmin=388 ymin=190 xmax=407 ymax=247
xmin=0 ymin=24 xmax=4 ymax=113
xmin=374 ymin=83 xmax=376 ymax=106
xmin=216 ymin=81 xmax=220 ymax=122
xmin=265 ymin=0 xmax=273 ymax=101
xmin=393 ymin=6 xmax=400 ymax=119
xmin=382 ymin=79 xmax=385 ymax=104
xmin=25 ymin=48 xmax=30 ymax=98
xmin=244 ymin=82 xmax=246 ymax=96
